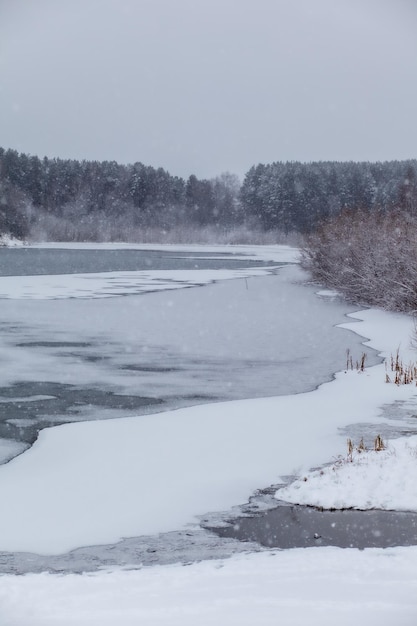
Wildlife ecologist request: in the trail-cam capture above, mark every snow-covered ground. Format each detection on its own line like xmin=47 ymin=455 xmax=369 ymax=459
xmin=275 ymin=307 xmax=417 ymax=512
xmin=277 ymin=434 xmax=417 ymax=511
xmin=0 ymin=243 xmax=416 ymax=625
xmin=0 ymin=234 xmax=25 ymax=247
xmin=1 ymin=547 xmax=417 ymax=626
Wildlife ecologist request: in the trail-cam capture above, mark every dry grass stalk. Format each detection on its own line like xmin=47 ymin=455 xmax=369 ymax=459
xmin=387 ymin=349 xmax=417 ymax=386
xmin=347 ymin=438 xmax=354 ymax=461
xmin=374 ymin=435 xmax=385 ymax=451
xmin=347 ymin=437 xmax=368 ymax=461
xmin=346 ymin=435 xmax=387 ymax=460
xmin=358 ymin=353 xmax=366 ymax=372
xmin=346 ymin=349 xmax=353 ymax=371
xmin=357 ymin=437 xmax=366 ymax=453
xmin=345 ymin=349 xmax=367 ymax=372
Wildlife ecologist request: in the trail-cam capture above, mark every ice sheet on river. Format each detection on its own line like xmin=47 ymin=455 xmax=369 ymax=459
xmin=0 ymin=308 xmax=415 ymax=555
xmin=0 ymin=267 xmax=276 ymax=299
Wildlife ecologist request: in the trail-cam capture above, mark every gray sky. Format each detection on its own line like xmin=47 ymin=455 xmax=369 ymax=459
xmin=1 ymin=0 xmax=416 ymax=179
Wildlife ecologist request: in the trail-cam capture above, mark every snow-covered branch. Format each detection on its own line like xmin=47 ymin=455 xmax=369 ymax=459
xmin=302 ymin=209 xmax=417 ymax=313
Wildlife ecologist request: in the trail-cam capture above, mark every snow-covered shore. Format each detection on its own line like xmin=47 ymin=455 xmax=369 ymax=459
xmin=277 ymin=434 xmax=417 ymax=511
xmin=0 ymin=235 xmax=25 ymax=248
xmin=1 ymin=547 xmax=417 ymax=626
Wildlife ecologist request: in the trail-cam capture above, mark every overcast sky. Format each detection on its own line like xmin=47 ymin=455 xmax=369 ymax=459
xmin=0 ymin=0 xmax=416 ymax=179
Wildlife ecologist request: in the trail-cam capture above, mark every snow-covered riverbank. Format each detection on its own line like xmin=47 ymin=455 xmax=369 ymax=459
xmin=277 ymin=433 xmax=417 ymax=512
xmin=2 ymin=546 xmax=417 ymax=626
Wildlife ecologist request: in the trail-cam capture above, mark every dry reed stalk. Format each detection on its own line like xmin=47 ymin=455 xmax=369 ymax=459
xmin=374 ymin=435 xmax=385 ymax=451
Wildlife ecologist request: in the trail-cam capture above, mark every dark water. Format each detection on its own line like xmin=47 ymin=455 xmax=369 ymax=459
xmin=207 ymin=504 xmax=417 ymax=550
xmin=0 ymin=246 xmax=275 ymax=275
xmin=0 ymin=381 xmax=163 ymax=451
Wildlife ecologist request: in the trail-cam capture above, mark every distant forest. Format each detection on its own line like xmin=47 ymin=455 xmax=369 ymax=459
xmin=0 ymin=146 xmax=416 ymax=242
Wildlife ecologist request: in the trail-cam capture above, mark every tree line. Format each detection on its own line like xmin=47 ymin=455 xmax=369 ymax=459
xmin=241 ymin=159 xmax=417 ymax=232
xmin=0 ymin=145 xmax=416 ymax=241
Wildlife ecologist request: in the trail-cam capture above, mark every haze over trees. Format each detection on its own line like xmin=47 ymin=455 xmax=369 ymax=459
xmin=0 ymin=148 xmax=244 ymax=242
xmin=0 ymin=146 xmax=416 ymax=244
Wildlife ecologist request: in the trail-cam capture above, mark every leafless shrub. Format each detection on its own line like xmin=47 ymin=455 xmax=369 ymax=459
xmin=302 ymin=209 xmax=417 ymax=313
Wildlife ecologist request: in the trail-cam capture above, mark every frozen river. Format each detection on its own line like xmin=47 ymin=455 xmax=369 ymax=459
xmin=0 ymin=243 xmax=397 ymax=574
xmin=0 ymin=245 xmax=379 ymax=465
